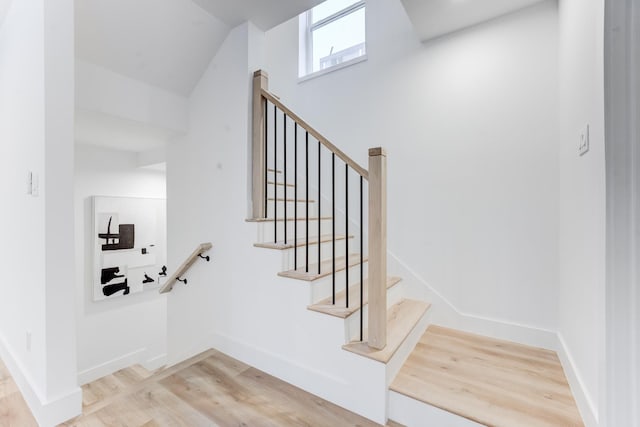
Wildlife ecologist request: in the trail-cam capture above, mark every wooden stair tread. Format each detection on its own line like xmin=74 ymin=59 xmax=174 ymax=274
xmin=278 ymin=254 xmax=367 ymax=282
xmin=254 ymin=234 xmax=351 ymax=250
xmin=342 ymin=299 xmax=430 ymax=364
xmin=308 ymin=277 xmax=402 ymax=318
xmin=389 ymin=325 xmax=584 ymax=427
xmin=246 ymin=216 xmax=332 ymax=223
xmin=267 ymin=168 xmax=282 ymax=174
xmin=267 ymin=181 xmax=295 ymax=187
xmin=267 ymin=197 xmax=316 ymax=203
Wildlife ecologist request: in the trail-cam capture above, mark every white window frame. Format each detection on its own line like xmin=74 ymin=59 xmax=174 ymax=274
xmin=299 ymin=0 xmax=367 ymax=81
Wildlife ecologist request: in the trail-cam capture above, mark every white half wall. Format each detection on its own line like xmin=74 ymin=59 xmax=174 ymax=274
xmin=74 ymin=144 xmax=167 ymax=384
xmin=0 ymin=0 xmax=81 ymax=424
xmin=265 ymin=0 xmax=561 ymax=337
xmin=557 ymin=0 xmax=605 ymax=425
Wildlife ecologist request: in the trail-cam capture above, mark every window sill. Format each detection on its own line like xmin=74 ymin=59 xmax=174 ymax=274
xmin=298 ymin=54 xmax=368 ymax=84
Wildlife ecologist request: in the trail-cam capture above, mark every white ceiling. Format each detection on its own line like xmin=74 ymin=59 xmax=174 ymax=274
xmin=75 ymin=0 xmax=230 ymax=96
xmin=75 ymin=0 xmax=323 ymax=96
xmin=75 ymin=110 xmax=180 ymax=153
xmin=191 ymin=0 xmax=322 ymax=31
xmin=400 ymin=0 xmax=548 ymax=42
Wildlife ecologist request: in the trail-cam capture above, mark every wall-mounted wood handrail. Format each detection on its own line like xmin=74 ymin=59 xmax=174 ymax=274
xmin=159 ymin=243 xmax=212 ymax=294
xmin=260 ymin=89 xmax=369 ymax=180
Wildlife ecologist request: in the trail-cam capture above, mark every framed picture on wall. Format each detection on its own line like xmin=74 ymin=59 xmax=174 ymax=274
xmin=92 ymin=196 xmax=167 ymax=301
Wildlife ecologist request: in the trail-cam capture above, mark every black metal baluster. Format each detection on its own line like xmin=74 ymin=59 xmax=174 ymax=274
xmin=264 ymin=98 xmax=268 ymax=218
xmin=306 ymin=132 xmax=309 ymax=273
xmin=284 ymin=113 xmax=288 ymax=245
xmin=294 ymin=123 xmax=298 ymax=270
xmin=318 ymin=140 xmax=321 ymax=274
xmin=360 ymin=175 xmax=364 ymax=342
xmin=332 ymin=153 xmax=336 ymax=305
xmin=345 ymin=164 xmax=349 ymax=308
xmin=273 ymin=105 xmax=277 ymax=243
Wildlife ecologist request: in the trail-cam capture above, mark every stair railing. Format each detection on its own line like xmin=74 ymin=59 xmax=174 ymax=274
xmin=159 ymin=243 xmax=212 ymax=294
xmin=252 ymin=70 xmax=387 ymax=350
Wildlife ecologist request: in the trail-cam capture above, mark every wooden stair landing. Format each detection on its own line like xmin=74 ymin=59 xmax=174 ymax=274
xmin=343 ymin=299 xmax=430 ymax=363
xmin=390 ymin=325 xmax=584 ymax=427
xmin=308 ymin=276 xmax=402 ymax=318
xmin=278 ymin=254 xmax=367 ymax=282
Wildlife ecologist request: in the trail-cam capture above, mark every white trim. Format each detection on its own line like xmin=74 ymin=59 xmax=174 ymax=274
xmin=309 ymin=1 xmax=365 ymax=31
xmin=299 ymin=0 xmax=367 ymax=78
xmin=298 ymin=54 xmax=368 ymax=83
xmin=388 ymin=390 xmax=483 ymax=427
xmin=0 ymin=331 xmax=82 ymax=426
xmin=557 ymin=334 xmax=599 ymax=427
xmin=604 ymin=0 xmax=640 ymax=425
xmin=77 ymin=347 xmax=146 ymax=385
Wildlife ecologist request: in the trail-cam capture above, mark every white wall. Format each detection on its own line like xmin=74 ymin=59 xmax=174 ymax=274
xmin=557 ymin=0 xmax=605 ymax=425
xmin=74 ymin=144 xmax=167 ymax=383
xmin=0 ymin=0 xmax=80 ymax=424
xmin=265 ymin=0 xmax=560 ymax=332
xmin=166 ymin=22 xmax=254 ymax=363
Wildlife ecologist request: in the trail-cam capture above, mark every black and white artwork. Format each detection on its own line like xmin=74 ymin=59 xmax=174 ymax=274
xmin=93 ymin=197 xmax=166 ymax=301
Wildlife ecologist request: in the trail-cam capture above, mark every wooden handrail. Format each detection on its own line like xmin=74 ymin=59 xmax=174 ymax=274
xmin=159 ymin=243 xmax=212 ymax=294
xmin=260 ymin=89 xmax=369 ymax=180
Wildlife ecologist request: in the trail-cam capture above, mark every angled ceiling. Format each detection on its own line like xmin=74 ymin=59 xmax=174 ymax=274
xmin=401 ymin=0 xmax=548 ymax=42
xmin=75 ymin=0 xmax=231 ymax=96
xmin=75 ymin=0 xmax=324 ymax=96
xmin=191 ymin=0 xmax=322 ymax=31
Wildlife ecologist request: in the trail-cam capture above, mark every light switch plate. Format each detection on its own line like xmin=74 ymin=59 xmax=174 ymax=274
xmin=579 ymin=124 xmax=590 ymax=156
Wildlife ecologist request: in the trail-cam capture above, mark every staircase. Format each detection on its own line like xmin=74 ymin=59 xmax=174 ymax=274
xmin=248 ymin=70 xmax=432 ymax=424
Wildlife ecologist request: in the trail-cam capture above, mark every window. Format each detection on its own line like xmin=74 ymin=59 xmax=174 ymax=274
xmin=299 ymin=0 xmax=366 ymax=79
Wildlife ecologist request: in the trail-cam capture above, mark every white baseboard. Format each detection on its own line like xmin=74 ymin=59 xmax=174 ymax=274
xmin=389 ymin=251 xmax=558 ymax=350
xmin=0 ymin=332 xmax=82 ymax=427
xmin=142 ymin=353 xmax=167 ymax=371
xmin=556 ymin=333 xmax=599 ymax=427
xmin=77 ymin=348 xmax=146 ymax=385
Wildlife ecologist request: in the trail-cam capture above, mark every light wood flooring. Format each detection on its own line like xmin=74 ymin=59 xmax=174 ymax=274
xmin=1 ymin=350 xmax=400 ymax=426
xmin=0 ymin=359 xmax=38 ymax=426
xmin=390 ymin=325 xmax=584 ymax=427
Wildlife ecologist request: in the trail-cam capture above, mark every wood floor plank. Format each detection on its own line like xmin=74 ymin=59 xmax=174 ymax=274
xmin=59 ymin=349 xmax=385 ymax=426
xmin=390 ymin=325 xmax=584 ymax=427
xmin=0 ymin=392 xmax=38 ymax=427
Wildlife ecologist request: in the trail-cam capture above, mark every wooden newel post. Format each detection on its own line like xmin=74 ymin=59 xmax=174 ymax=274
xmin=252 ymin=70 xmax=269 ymax=219
xmin=368 ymin=147 xmax=387 ymax=350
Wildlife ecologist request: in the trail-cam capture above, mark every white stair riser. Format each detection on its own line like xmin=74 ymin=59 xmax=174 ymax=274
xmin=388 ymin=391 xmax=483 ymax=427
xmin=307 ymin=262 xmax=370 ymax=303
xmin=255 ymin=219 xmax=335 ymax=242
xmin=279 ymin=239 xmax=354 ymax=270
xmin=266 ymin=200 xmax=317 ymax=218
xmin=266 ymin=184 xmax=307 ymax=198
